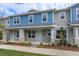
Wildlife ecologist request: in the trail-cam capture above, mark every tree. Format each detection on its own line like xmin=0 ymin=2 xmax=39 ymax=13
xmin=59 ymin=27 xmax=67 ymax=45
xmin=0 ymin=24 xmax=5 ymax=40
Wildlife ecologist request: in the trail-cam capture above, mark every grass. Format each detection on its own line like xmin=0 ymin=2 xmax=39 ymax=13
xmin=0 ymin=49 xmax=48 ymax=56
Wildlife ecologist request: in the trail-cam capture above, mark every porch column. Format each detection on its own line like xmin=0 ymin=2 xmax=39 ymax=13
xmin=51 ymin=28 xmax=55 ymax=43
xmin=3 ymin=30 xmax=7 ymax=42
xmin=74 ymin=28 xmax=79 ymax=40
xmin=66 ymin=28 xmax=68 ymax=40
xmin=19 ymin=29 xmax=25 ymax=42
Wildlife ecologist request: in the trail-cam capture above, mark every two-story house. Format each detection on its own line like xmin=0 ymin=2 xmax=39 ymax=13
xmin=1 ymin=3 xmax=79 ymax=46
xmin=2 ymin=9 xmax=55 ymax=44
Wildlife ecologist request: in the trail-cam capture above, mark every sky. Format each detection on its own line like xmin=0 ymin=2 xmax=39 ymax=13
xmin=0 ymin=3 xmax=75 ymax=17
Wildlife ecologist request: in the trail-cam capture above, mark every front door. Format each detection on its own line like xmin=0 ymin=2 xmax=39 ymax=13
xmin=42 ymin=29 xmax=51 ymax=43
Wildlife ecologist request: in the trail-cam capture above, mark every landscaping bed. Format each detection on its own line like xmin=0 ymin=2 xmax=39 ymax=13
xmin=1 ymin=41 xmax=79 ymax=52
xmin=42 ymin=45 xmax=79 ymax=51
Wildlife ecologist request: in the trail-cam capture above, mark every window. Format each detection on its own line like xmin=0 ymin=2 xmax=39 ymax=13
xmin=42 ymin=13 xmax=48 ymax=22
xmin=76 ymin=8 xmax=79 ymax=20
xmin=56 ymin=30 xmax=61 ymax=39
xmin=13 ymin=17 xmax=20 ymax=25
xmin=47 ymin=29 xmax=51 ymax=36
xmin=27 ymin=30 xmax=36 ymax=38
xmin=16 ymin=30 xmax=19 ymax=38
xmin=28 ymin=15 xmax=34 ymax=24
xmin=59 ymin=12 xmax=65 ymax=20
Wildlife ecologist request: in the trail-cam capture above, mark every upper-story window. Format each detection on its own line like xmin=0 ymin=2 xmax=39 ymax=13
xmin=59 ymin=12 xmax=65 ymax=20
xmin=76 ymin=8 xmax=79 ymax=20
xmin=28 ymin=15 xmax=34 ymax=24
xmin=13 ymin=17 xmax=20 ymax=25
xmin=42 ymin=13 xmax=48 ymax=22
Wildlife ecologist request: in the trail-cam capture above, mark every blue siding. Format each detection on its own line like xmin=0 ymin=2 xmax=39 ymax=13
xmin=70 ymin=4 xmax=79 ymax=24
xmin=9 ymin=11 xmax=54 ymax=27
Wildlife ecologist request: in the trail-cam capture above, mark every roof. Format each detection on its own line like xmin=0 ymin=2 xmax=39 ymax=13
xmin=0 ymin=9 xmax=55 ymax=19
xmin=0 ymin=8 xmax=69 ymax=19
xmin=55 ymin=7 xmax=70 ymax=12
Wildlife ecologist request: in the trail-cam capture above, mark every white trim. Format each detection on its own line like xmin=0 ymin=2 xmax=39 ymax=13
xmin=76 ymin=8 xmax=79 ymax=20
xmin=13 ymin=17 xmax=20 ymax=25
xmin=70 ymin=8 xmax=72 ymax=23
xmin=28 ymin=15 xmax=34 ymax=24
xmin=4 ymin=25 xmax=55 ymax=29
xmin=70 ymin=24 xmax=79 ymax=26
xmin=59 ymin=12 xmax=66 ymax=20
xmin=41 ymin=13 xmax=48 ymax=23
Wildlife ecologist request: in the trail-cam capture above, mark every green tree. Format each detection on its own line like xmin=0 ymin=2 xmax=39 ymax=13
xmin=59 ymin=27 xmax=67 ymax=45
xmin=0 ymin=24 xmax=5 ymax=40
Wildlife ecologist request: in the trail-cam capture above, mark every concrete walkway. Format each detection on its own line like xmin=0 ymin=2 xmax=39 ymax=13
xmin=0 ymin=44 xmax=79 ymax=56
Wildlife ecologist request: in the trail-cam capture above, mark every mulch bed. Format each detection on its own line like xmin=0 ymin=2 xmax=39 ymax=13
xmin=0 ymin=41 xmax=31 ymax=47
xmin=0 ymin=41 xmax=79 ymax=52
xmin=43 ymin=45 xmax=79 ymax=51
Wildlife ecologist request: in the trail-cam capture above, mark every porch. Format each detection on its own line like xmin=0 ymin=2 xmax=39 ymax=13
xmin=2 ymin=28 xmax=55 ymax=44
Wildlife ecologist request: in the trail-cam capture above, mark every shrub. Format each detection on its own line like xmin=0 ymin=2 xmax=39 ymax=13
xmin=37 ymin=42 xmax=44 ymax=48
xmin=58 ymin=39 xmax=67 ymax=46
xmin=74 ymin=44 xmax=77 ymax=48
xmin=51 ymin=43 xmax=54 ymax=46
xmin=67 ymin=43 xmax=71 ymax=46
xmin=24 ymin=42 xmax=32 ymax=46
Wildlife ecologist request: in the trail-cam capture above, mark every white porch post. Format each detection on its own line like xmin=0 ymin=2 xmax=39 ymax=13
xmin=19 ymin=29 xmax=25 ymax=42
xmin=74 ymin=28 xmax=79 ymax=40
xmin=3 ymin=30 xmax=7 ymax=42
xmin=66 ymin=28 xmax=68 ymax=40
xmin=51 ymin=28 xmax=55 ymax=43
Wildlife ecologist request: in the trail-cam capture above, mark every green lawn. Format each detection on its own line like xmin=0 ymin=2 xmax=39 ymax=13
xmin=0 ymin=49 xmax=48 ymax=56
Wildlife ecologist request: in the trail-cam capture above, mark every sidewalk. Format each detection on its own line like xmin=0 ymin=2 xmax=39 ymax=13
xmin=0 ymin=44 xmax=79 ymax=56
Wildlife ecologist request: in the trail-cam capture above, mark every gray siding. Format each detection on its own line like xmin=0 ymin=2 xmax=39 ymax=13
xmin=54 ymin=11 xmax=69 ymax=27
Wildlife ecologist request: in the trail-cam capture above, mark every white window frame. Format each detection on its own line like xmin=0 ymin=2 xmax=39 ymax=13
xmin=27 ymin=30 xmax=36 ymax=39
xmin=59 ymin=12 xmax=66 ymax=20
xmin=28 ymin=15 xmax=34 ymax=24
xmin=13 ymin=17 xmax=20 ymax=25
xmin=42 ymin=13 xmax=48 ymax=22
xmin=76 ymin=8 xmax=79 ymax=20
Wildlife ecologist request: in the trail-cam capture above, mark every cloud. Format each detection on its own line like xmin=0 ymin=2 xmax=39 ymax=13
xmin=0 ymin=3 xmax=74 ymax=17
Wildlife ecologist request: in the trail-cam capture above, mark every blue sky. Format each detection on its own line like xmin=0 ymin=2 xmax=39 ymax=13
xmin=0 ymin=3 xmax=74 ymax=17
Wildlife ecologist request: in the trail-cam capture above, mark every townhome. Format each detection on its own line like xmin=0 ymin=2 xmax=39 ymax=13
xmin=1 ymin=9 xmax=55 ymax=44
xmin=1 ymin=3 xmax=79 ymax=46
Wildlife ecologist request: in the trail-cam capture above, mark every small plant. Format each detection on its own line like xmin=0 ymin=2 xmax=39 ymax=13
xmin=67 ymin=43 xmax=71 ymax=46
xmin=74 ymin=44 xmax=77 ymax=48
xmin=37 ymin=42 xmax=44 ymax=48
xmin=51 ymin=43 xmax=54 ymax=46
xmin=58 ymin=39 xmax=67 ymax=46
xmin=47 ymin=43 xmax=50 ymax=46
xmin=25 ymin=42 xmax=32 ymax=47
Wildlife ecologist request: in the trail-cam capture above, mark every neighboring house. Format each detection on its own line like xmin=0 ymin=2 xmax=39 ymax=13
xmin=1 ymin=3 xmax=79 ymax=46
